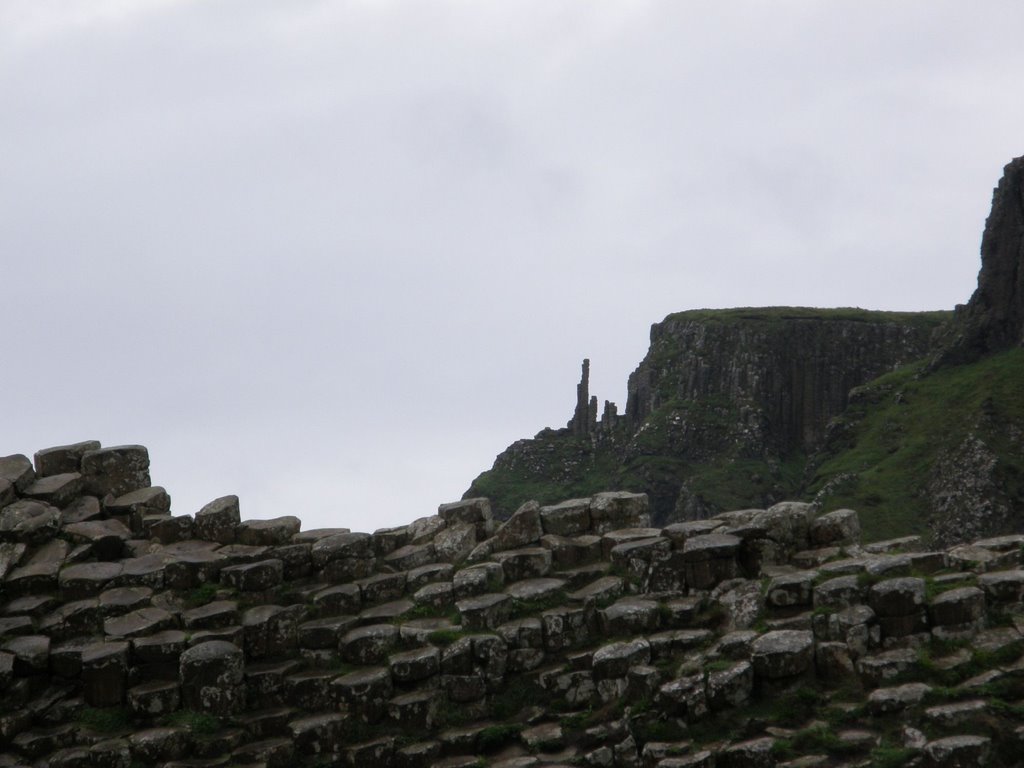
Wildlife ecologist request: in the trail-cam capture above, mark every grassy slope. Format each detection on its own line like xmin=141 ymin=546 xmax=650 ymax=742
xmin=663 ymin=306 xmax=951 ymax=327
xmin=469 ymin=437 xmax=633 ymax=515
xmin=807 ymin=347 xmax=1024 ymax=542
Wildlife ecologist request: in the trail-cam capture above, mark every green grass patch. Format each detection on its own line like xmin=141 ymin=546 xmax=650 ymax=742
xmin=161 ymin=710 xmax=221 ymax=734
xmin=511 ymin=590 xmax=569 ymax=619
xmin=661 ymin=307 xmax=951 ymax=327
xmin=427 ymin=628 xmax=466 ymax=647
xmin=489 ymin=676 xmax=541 ymax=721
xmin=809 ymin=347 xmax=1024 ymax=542
xmin=868 ymin=745 xmax=919 ymax=768
xmin=477 ymin=723 xmax=522 ymax=752
xmin=77 ymin=706 xmax=132 ymax=734
xmin=183 ymin=583 xmax=220 ymax=608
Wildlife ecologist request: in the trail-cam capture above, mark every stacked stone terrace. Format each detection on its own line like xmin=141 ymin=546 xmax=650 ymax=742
xmin=2 ymin=442 xmax=1024 ymax=768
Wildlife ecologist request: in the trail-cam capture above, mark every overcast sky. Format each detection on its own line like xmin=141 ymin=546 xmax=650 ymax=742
xmin=3 ymin=1 xmax=1023 ymax=533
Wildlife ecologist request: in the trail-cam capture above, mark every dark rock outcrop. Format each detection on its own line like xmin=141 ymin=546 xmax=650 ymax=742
xmin=468 ymin=309 xmax=945 ymax=524
xmin=3 ymin=440 xmax=1024 ymax=767
xmin=935 ymin=155 xmax=1024 ymax=365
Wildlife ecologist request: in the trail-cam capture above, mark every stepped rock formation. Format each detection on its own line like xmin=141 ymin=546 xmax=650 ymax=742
xmin=467 ymin=309 xmax=945 ymax=525
xmin=4 ymin=440 xmax=1024 ymax=767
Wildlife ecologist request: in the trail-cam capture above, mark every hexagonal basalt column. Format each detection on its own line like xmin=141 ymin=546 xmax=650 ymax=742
xmin=682 ymin=533 xmax=740 ymax=590
xmin=750 ymin=630 xmax=814 ymax=684
xmin=179 ymin=640 xmax=245 ymax=715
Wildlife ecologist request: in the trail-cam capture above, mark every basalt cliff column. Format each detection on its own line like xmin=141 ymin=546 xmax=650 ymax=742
xmin=935 ymin=155 xmax=1024 ymax=365
xmin=467 ymin=309 xmax=944 ymax=523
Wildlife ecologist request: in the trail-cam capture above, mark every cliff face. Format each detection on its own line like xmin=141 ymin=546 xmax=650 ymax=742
xmin=935 ymin=155 xmax=1024 ymax=365
xmin=470 ymin=156 xmax=1024 ymax=543
xmin=625 ymin=309 xmax=941 ymax=455
xmin=467 ymin=309 xmax=947 ymax=525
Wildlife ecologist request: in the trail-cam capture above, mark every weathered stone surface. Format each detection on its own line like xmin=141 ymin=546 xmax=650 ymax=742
xmin=360 ymin=598 xmax=414 ymax=624
xmin=922 ymin=734 xmax=990 ymax=768
xmin=750 ymin=630 xmax=814 ymax=680
xmin=929 ymin=587 xmax=985 ymax=628
xmin=438 ymin=497 xmax=492 ymax=526
xmin=589 ymin=492 xmax=650 ymax=534
xmin=977 ymin=569 xmax=1024 ymax=602
xmin=81 ymin=445 xmax=151 ymax=498
xmin=237 ymin=516 xmax=301 ymax=546
xmin=287 ymin=712 xmax=347 ymax=757
xmin=81 ymin=640 xmax=130 ymax=706
xmin=34 ymin=440 xmax=101 ymax=477
xmin=657 ymin=673 xmax=707 ymax=720
xmin=384 ymin=647 xmax=437 ymax=686
xmin=868 ymin=682 xmax=932 ymax=714
xmin=221 ymin=558 xmax=284 ymax=591
xmin=281 ymin=669 xmax=336 ymax=710
xmin=23 ymin=472 xmax=84 ymax=508
xmin=813 ymin=575 xmax=863 ymax=611
xmin=340 ymin=623 xmax=399 ymax=664
xmin=107 ymin=486 xmax=171 ymax=532
xmin=870 ymin=577 xmax=926 ymax=616
xmin=332 ymin=666 xmax=393 ymax=722
xmin=540 ymin=498 xmax=591 ymax=537
xmin=0 ymin=540 xmax=26 ymax=580
xmin=112 ymin=552 xmax=166 ymax=589
xmin=183 ymin=600 xmax=240 ymax=630
xmin=454 ymin=562 xmax=504 ymax=598
xmin=431 ymin=523 xmax=477 ymax=564
xmin=59 ymin=561 xmax=123 ymax=599
xmin=809 ymin=508 xmax=860 ymax=546
xmin=407 ymin=561 xmax=453 ymax=590
xmin=600 ymin=597 xmax=660 ymax=634
xmin=194 ymin=495 xmax=241 ymax=544
xmin=3 ymin=634 xmax=50 ymax=674
xmin=163 ymin=546 xmax=228 ymax=590
xmin=492 ymin=500 xmax=544 ymax=552
xmin=104 ymin=606 xmax=176 ymax=638
xmin=127 ymin=727 xmax=190 ymax=763
xmin=857 ymin=648 xmax=919 ymax=688
xmin=707 ymin=660 xmax=754 ymax=710
xmin=0 ymin=454 xmax=35 ymax=492
xmin=718 ymin=737 xmax=775 ymax=768
xmin=179 ymin=640 xmax=245 ymax=714
xmin=766 ymin=571 xmax=815 ymax=608
xmin=751 ymin=502 xmax=815 ymax=558
xmin=457 ymin=592 xmax=511 ymax=630
xmin=0 ymin=499 xmax=60 ymax=543
xmin=683 ymin=533 xmax=740 ymax=589
xmin=132 ymin=629 xmax=188 ymax=678
xmin=384 ymin=543 xmax=435 ymax=571
xmin=98 ymin=584 xmax=152 ymax=616
xmin=355 ymin=571 xmax=406 ymax=603
xmin=493 ymin=547 xmax=552 ymax=581
xmin=924 ymin=699 xmax=988 ymax=728
xmin=543 ymin=532 xmax=602 ymax=570
xmin=541 ymin=604 xmax=592 ymax=651
xmin=127 ymin=680 xmax=181 ymax=717
xmin=63 ymin=518 xmax=132 ymax=560
xmin=311 ymin=532 xmax=376 ymax=569
xmin=242 ymin=604 xmax=298 ymax=658
xmin=592 ymin=638 xmax=651 ymax=680
xmin=413 ymin=580 xmax=454 ymax=609
xmin=296 ymin=614 xmax=357 ymax=649
xmin=313 ymin=583 xmax=362 ymax=615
